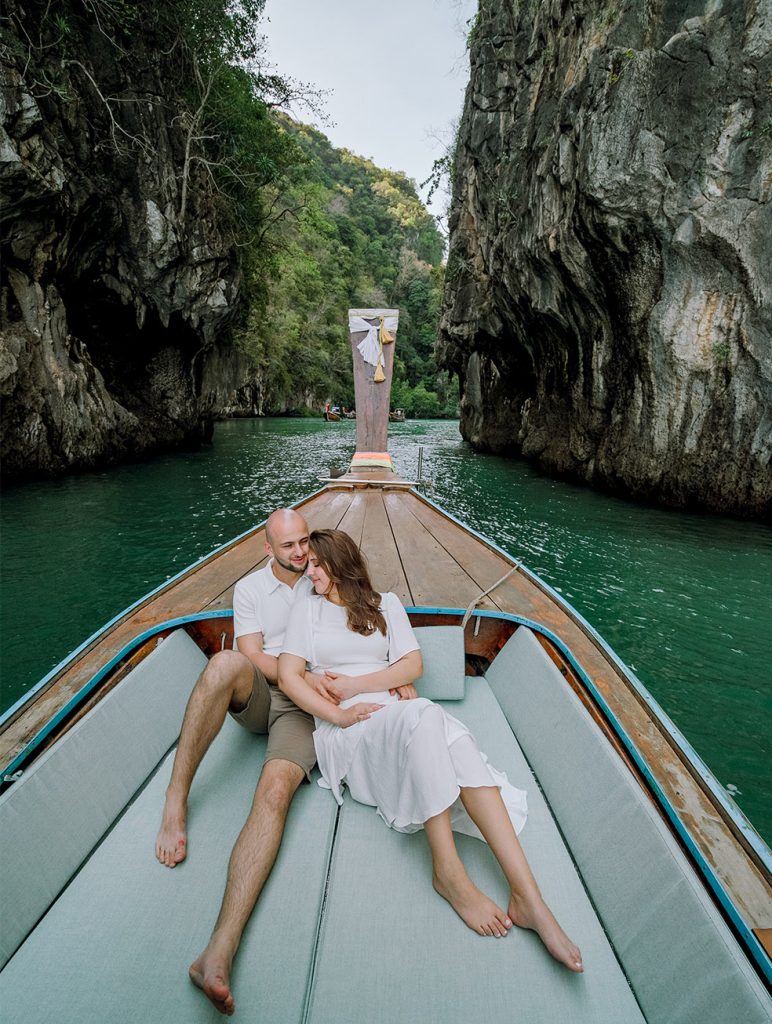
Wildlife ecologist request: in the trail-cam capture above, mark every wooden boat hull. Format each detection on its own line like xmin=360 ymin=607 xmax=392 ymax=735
xmin=2 ymin=598 xmax=770 ymax=1020
xmin=1 ymin=481 xmax=769 ymax=991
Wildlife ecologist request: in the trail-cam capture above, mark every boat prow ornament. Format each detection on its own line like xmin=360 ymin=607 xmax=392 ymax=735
xmin=347 ymin=307 xmax=401 ymax=477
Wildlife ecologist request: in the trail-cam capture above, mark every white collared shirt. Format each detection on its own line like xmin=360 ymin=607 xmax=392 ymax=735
xmin=233 ymin=560 xmax=313 ymax=657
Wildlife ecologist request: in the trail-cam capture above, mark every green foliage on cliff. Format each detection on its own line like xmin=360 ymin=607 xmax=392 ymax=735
xmin=7 ymin=0 xmax=453 ymax=419
xmin=239 ymin=120 xmax=455 ymax=417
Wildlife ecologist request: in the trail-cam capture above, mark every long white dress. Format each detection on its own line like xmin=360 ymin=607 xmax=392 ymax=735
xmin=282 ymin=592 xmax=527 ymax=842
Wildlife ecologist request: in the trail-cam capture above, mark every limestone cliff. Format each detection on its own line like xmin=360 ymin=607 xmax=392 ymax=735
xmin=0 ymin=6 xmax=252 ymax=478
xmin=440 ymin=0 xmax=771 ymax=516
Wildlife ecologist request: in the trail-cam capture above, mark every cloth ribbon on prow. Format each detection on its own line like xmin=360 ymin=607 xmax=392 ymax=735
xmin=349 ymin=314 xmax=398 ymax=383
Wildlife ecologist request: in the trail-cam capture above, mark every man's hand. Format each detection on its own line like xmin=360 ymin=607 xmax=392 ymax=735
xmin=336 ymin=702 xmax=383 ymax=729
xmin=306 ymin=672 xmax=344 ymax=705
xmin=390 ymin=683 xmax=418 ymax=701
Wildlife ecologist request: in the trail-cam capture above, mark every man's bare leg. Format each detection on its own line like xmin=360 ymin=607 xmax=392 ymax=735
xmin=189 ymin=758 xmax=305 ymax=1016
xmin=155 ymin=650 xmax=256 ymax=866
xmin=424 ymin=808 xmax=513 ymax=937
xmin=459 ymin=785 xmax=583 ymax=972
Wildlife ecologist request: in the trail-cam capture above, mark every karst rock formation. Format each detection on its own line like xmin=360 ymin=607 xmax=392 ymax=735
xmin=0 ymin=8 xmax=258 ymax=479
xmin=440 ymin=0 xmax=771 ymax=516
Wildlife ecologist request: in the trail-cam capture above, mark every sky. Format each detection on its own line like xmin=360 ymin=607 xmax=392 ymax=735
xmin=261 ymin=0 xmax=477 ymax=218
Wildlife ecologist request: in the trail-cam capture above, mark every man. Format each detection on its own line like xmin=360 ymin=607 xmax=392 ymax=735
xmin=155 ymin=507 xmax=340 ymax=1016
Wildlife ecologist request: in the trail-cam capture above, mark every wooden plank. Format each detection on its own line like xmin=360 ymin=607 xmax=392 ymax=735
xmin=404 ymin=494 xmax=524 ymax=611
xmin=349 ymin=309 xmax=398 ymax=454
xmin=754 ymin=929 xmax=772 ymax=959
xmin=304 ymin=490 xmax=356 ymax=531
xmin=359 ymin=492 xmax=412 ymax=603
xmin=205 ymin=570 xmax=263 ymax=611
xmin=335 ymin=491 xmax=368 ymax=547
xmin=382 ymin=492 xmax=496 ymax=609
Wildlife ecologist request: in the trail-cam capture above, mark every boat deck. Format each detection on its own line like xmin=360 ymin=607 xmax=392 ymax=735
xmin=3 ymin=622 xmax=768 ymax=1023
xmin=1 ymin=483 xmax=770 ymax=947
xmin=0 ymin=668 xmax=645 ymax=1024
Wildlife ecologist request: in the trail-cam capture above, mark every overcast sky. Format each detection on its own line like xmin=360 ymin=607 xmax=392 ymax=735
xmin=261 ymin=0 xmax=477 ymax=217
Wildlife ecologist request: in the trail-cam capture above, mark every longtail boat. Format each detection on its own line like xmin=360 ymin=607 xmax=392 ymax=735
xmin=1 ymin=309 xmax=770 ymax=1023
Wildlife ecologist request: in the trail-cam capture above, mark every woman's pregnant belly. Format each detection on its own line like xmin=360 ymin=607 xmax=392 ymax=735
xmin=339 ymin=690 xmax=399 ymax=710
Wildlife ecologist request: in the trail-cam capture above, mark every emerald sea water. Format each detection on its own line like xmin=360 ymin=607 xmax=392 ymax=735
xmin=1 ymin=418 xmax=770 ymax=843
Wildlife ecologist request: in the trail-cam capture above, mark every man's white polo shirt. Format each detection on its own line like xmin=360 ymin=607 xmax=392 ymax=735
xmin=233 ymin=560 xmax=313 ymax=657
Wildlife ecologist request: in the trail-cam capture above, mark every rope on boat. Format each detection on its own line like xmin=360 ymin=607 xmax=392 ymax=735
xmin=461 ymin=562 xmax=522 ymax=634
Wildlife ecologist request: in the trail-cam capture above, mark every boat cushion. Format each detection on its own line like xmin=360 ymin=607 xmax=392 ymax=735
xmin=412 ymin=625 xmax=465 ymax=699
xmin=0 ymin=717 xmax=339 ymax=1024
xmin=4 ymin=624 xmax=769 ymax=1024
xmin=485 ymin=626 xmax=772 ymax=1024
xmin=0 ymin=629 xmax=207 ymax=970
xmin=305 ymin=677 xmax=646 ymax=1024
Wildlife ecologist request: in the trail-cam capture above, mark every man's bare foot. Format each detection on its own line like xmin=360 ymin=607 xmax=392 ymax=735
xmin=508 ymin=892 xmax=583 ymax=972
xmin=433 ymin=867 xmax=513 ymax=937
xmin=189 ymin=944 xmax=235 ymax=1016
xmin=155 ymin=796 xmax=187 ymax=867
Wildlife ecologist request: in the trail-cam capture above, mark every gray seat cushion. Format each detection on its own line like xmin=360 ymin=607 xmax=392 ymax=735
xmin=0 ymin=717 xmax=339 ymax=1024
xmin=413 ymin=624 xmax=465 ymax=699
xmin=0 ymin=629 xmax=208 ymax=969
xmin=486 ymin=626 xmax=772 ymax=1024
xmin=305 ymin=678 xmax=645 ymax=1024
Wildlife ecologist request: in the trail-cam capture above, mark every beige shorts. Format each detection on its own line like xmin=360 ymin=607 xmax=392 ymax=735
xmin=229 ymin=666 xmax=316 ymax=780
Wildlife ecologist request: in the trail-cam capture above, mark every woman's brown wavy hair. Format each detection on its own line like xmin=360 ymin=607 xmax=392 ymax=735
xmin=309 ymin=529 xmax=387 ymax=637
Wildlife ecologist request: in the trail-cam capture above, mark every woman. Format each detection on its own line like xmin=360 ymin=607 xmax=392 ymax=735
xmin=278 ymin=529 xmax=583 ymax=972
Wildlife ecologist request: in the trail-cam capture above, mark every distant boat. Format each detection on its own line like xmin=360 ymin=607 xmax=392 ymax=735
xmin=1 ymin=307 xmax=770 ymax=1023
xmin=323 ymin=403 xmax=341 ymax=421
xmin=389 ymin=408 xmax=405 ymax=422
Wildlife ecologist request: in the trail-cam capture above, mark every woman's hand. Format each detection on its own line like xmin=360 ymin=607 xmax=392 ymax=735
xmin=306 ymin=672 xmax=344 ymax=704
xmin=390 ymin=683 xmax=418 ymax=700
xmin=324 ymin=671 xmax=361 ymax=700
xmin=336 ymin=702 xmax=383 ymax=728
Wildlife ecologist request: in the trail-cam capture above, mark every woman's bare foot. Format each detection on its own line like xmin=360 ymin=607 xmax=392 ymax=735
xmin=508 ymin=892 xmax=583 ymax=971
xmin=433 ymin=866 xmax=513 ymax=937
xmin=155 ymin=795 xmax=187 ymax=867
xmin=189 ymin=942 xmax=235 ymax=1016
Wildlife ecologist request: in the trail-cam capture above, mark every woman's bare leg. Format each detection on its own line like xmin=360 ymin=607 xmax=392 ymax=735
xmin=423 ymin=807 xmax=512 ymax=937
xmin=459 ymin=785 xmax=583 ymax=972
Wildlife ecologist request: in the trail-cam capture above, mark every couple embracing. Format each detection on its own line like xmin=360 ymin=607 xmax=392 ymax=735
xmin=156 ymin=508 xmax=582 ymax=1016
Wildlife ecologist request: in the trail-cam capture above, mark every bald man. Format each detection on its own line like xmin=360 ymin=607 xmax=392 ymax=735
xmin=155 ymin=509 xmax=342 ymax=1015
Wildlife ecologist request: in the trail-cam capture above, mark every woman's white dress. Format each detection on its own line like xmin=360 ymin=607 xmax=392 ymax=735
xmin=282 ymin=592 xmax=527 ymax=842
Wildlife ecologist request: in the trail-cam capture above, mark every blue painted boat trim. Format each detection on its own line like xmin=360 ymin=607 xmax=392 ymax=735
xmin=4 ymin=478 xmax=768 ymax=978
xmin=410 ymin=488 xmax=772 ymax=873
xmin=5 ymin=596 xmax=769 ymax=980
xmin=407 ymin=604 xmax=772 ymax=984
xmin=1 ymin=611 xmax=233 ymax=781
xmin=0 ymin=486 xmax=327 ymax=731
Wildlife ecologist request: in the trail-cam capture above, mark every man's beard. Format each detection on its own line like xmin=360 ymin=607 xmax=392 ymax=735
xmin=274 ymin=554 xmax=307 ymax=574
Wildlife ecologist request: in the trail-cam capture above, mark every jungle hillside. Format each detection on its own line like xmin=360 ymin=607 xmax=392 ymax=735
xmin=0 ymin=0 xmax=454 ymax=481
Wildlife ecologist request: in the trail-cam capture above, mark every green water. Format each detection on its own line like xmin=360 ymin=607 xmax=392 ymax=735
xmin=1 ymin=418 xmax=770 ymax=843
